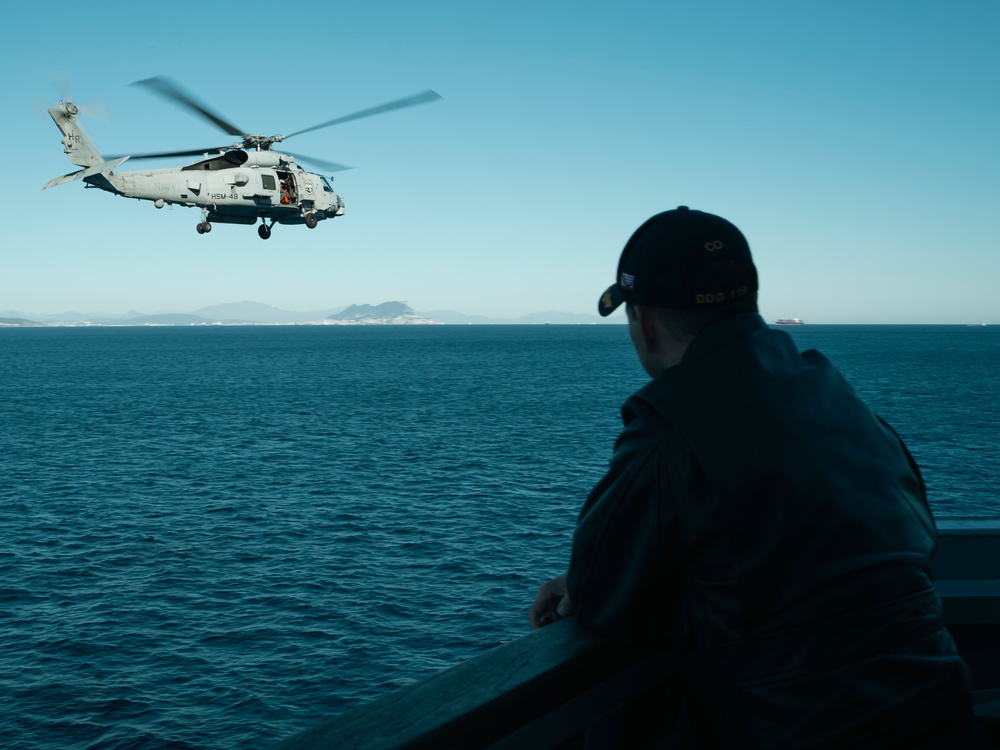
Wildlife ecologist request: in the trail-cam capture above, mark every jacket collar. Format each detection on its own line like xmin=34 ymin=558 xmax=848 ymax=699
xmin=680 ymin=312 xmax=769 ymax=366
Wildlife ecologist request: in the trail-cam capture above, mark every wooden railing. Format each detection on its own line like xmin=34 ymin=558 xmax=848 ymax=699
xmin=265 ymin=617 xmax=677 ymax=750
xmin=265 ymin=519 xmax=1000 ymax=750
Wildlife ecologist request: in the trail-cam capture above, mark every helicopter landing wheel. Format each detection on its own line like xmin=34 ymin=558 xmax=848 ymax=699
xmin=258 ymin=224 xmax=271 ymax=240
xmin=304 ymin=213 xmax=318 ymax=229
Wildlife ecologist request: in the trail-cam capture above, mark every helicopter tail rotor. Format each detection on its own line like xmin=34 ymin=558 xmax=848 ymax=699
xmin=46 ymin=69 xmax=110 ymax=121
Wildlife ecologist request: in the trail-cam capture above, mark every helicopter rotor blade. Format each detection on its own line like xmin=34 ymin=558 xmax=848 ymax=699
xmin=105 ymin=146 xmax=233 ymax=161
xmin=132 ymin=76 xmax=247 ymax=137
xmin=47 ymin=68 xmax=74 ymax=103
xmin=283 ymin=151 xmax=355 ymax=173
xmin=284 ymin=89 xmax=442 ymax=140
xmin=77 ymin=99 xmax=111 ymax=122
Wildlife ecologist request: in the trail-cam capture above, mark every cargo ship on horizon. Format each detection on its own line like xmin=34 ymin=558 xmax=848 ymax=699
xmin=775 ymin=318 xmax=804 ymax=326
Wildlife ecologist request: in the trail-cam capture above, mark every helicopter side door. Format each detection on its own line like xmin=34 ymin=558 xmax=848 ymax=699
xmin=239 ymin=170 xmax=280 ymax=210
xmin=277 ymin=171 xmax=297 ymax=206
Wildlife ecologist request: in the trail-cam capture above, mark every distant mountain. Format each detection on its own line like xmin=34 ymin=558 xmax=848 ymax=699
xmin=2 ymin=301 xmax=621 ymax=326
xmin=1 ymin=309 xmax=141 ymax=324
xmin=0 ymin=317 xmax=46 ymax=327
xmin=121 ymin=314 xmax=215 ymax=325
xmin=194 ymin=301 xmax=335 ymax=323
xmin=328 ymin=302 xmax=439 ymax=325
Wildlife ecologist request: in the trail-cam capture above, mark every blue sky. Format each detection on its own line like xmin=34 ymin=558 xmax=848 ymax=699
xmin=3 ymin=1 xmax=997 ymax=322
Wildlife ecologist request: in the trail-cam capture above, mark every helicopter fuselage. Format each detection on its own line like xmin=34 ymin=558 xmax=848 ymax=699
xmin=102 ymin=151 xmax=345 ymax=227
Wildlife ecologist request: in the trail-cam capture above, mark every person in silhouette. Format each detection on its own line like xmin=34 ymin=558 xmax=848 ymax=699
xmin=529 ymin=207 xmax=988 ymax=748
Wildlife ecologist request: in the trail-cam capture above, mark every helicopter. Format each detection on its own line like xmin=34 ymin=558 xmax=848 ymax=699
xmin=43 ymin=77 xmax=441 ymax=240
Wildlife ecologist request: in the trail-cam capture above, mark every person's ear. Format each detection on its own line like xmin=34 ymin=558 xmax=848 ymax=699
xmin=632 ymin=305 xmax=660 ymax=354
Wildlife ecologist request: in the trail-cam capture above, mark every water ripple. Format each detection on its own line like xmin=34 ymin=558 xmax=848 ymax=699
xmin=1 ymin=324 xmax=997 ymax=747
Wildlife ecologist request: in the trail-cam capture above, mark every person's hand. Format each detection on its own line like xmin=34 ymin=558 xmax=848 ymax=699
xmin=528 ymin=572 xmax=574 ymax=630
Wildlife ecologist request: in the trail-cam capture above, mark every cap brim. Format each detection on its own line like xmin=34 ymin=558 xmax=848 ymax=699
xmin=598 ymin=284 xmax=625 ymax=317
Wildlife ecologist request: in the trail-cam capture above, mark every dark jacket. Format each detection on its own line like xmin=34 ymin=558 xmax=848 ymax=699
xmin=567 ymin=313 xmax=976 ymax=748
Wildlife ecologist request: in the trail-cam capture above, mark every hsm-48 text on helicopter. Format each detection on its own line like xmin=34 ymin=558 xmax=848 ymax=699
xmin=44 ymin=77 xmax=441 ymax=240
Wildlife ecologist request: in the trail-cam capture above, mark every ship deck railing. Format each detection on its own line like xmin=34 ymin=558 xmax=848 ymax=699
xmin=266 ymin=518 xmax=1000 ymax=749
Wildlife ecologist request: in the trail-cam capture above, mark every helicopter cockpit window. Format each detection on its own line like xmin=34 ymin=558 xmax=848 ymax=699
xmin=261 ymin=174 xmax=276 ymax=191
xmin=321 ymin=176 xmax=335 ymax=193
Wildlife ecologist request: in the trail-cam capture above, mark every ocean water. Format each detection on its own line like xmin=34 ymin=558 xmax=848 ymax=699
xmin=1 ymin=324 xmax=997 ymax=748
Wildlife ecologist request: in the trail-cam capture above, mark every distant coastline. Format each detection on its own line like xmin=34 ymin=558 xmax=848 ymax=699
xmin=0 ymin=300 xmax=620 ymax=327
xmin=1 ymin=304 xmax=994 ymax=328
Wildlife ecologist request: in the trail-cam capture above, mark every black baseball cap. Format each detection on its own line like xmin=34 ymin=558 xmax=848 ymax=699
xmin=598 ymin=206 xmax=758 ymax=316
